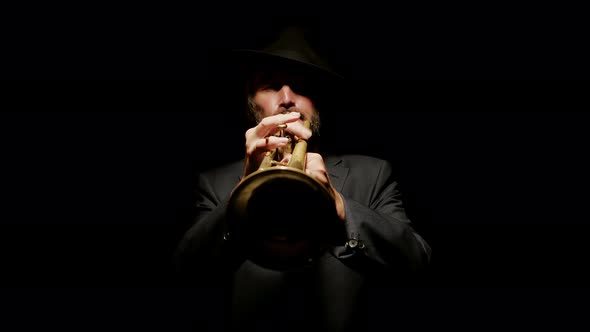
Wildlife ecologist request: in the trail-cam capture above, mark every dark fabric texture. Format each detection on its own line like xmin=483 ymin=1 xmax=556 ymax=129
xmin=174 ymin=154 xmax=431 ymax=331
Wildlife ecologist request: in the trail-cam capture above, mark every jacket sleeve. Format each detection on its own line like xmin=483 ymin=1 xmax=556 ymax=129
xmin=173 ymin=172 xmax=238 ymax=280
xmin=332 ymin=159 xmax=432 ymax=277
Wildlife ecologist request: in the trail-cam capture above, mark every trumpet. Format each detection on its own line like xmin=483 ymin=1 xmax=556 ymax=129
xmin=226 ymin=118 xmax=341 ymax=270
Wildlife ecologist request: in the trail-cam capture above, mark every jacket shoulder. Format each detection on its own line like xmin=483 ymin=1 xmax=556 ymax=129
xmin=200 ymin=160 xmax=243 ymax=178
xmin=197 ymin=160 xmax=243 ymax=199
xmin=326 ymin=154 xmax=390 ymax=168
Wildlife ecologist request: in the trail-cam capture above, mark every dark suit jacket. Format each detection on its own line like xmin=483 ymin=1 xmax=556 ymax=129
xmin=174 ymin=154 xmax=431 ymax=331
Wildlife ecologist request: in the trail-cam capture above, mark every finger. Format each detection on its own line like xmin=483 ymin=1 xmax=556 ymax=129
xmin=254 ymin=112 xmax=302 ymax=138
xmin=284 ymin=120 xmax=312 ymax=140
xmin=279 ymin=153 xmax=292 ymax=164
xmin=253 ymin=136 xmax=289 ymax=153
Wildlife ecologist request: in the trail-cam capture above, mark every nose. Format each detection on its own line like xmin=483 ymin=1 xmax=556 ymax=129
xmin=278 ymin=85 xmax=296 ymax=110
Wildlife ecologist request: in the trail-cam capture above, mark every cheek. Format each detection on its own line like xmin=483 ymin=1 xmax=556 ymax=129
xmin=254 ymin=95 xmax=275 ymax=117
xmin=299 ymin=99 xmax=317 ymax=120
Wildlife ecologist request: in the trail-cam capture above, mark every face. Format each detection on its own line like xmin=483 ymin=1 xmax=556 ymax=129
xmin=248 ymin=69 xmax=321 ymax=135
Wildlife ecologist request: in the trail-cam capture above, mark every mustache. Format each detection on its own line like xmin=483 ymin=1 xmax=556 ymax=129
xmin=276 ymin=107 xmax=306 ymax=120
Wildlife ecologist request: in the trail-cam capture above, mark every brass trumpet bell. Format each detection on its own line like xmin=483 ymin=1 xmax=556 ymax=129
xmin=226 ymin=120 xmax=341 ymax=270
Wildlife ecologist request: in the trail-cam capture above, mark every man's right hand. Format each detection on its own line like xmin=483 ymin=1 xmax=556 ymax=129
xmin=242 ymin=112 xmax=312 ymax=179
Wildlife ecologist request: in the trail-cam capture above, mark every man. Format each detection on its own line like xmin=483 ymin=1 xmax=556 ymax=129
xmin=174 ymin=25 xmax=431 ymax=331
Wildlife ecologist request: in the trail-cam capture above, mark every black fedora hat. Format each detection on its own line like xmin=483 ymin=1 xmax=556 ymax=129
xmin=231 ymin=25 xmax=344 ymax=88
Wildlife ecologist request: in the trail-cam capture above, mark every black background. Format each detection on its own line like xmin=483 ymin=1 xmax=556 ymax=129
xmin=3 ymin=5 xmax=590 ymax=331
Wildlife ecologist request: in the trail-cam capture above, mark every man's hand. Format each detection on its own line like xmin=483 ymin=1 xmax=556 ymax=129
xmin=242 ymin=112 xmax=311 ymax=178
xmin=241 ymin=112 xmax=345 ymax=222
xmin=306 ymin=153 xmax=346 ymax=222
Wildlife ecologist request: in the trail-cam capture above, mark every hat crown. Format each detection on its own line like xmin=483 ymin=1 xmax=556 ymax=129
xmin=261 ymin=26 xmax=333 ymax=73
xmin=232 ymin=24 xmax=342 ymax=81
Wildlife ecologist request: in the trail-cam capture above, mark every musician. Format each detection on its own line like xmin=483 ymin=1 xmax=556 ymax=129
xmin=174 ymin=25 xmax=432 ymax=332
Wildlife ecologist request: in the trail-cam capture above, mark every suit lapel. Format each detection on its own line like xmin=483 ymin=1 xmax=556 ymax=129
xmin=326 ymin=156 xmax=348 ymax=193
